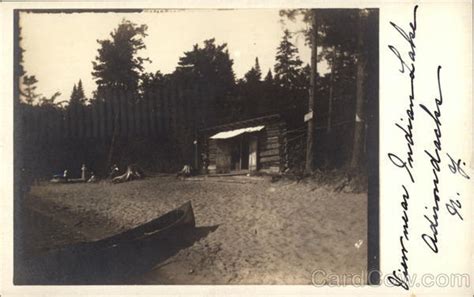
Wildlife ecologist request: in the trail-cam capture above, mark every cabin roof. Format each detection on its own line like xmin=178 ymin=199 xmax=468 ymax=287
xmin=200 ymin=114 xmax=281 ymax=134
xmin=209 ymin=125 xmax=265 ymax=139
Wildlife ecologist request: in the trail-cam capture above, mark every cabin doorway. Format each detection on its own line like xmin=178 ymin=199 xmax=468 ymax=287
xmin=230 ymin=134 xmax=249 ymax=171
xmin=215 ymin=133 xmax=258 ymax=173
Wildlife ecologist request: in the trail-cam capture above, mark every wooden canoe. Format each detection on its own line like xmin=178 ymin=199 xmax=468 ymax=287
xmin=19 ymin=201 xmax=197 ymax=284
xmin=90 ymin=201 xmax=196 ymax=248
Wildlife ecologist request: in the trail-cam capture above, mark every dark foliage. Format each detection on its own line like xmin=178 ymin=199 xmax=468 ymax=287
xmin=92 ymin=19 xmax=150 ymax=97
xmin=17 ymin=10 xmax=378 ymax=179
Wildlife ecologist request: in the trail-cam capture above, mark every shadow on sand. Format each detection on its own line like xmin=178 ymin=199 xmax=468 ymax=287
xmin=16 ymin=225 xmax=219 ymax=285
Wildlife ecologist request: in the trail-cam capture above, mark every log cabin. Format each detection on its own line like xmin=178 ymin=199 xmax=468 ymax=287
xmin=198 ymin=114 xmax=287 ymax=174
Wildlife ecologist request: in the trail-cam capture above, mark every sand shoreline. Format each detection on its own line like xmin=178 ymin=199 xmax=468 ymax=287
xmin=18 ymin=175 xmax=367 ymax=285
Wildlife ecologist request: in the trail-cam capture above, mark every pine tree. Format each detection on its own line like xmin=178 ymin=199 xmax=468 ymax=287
xmin=264 ymin=69 xmax=273 ymax=84
xmin=76 ymin=80 xmax=86 ymax=104
xmin=92 ymin=19 xmax=149 ymax=97
xmin=69 ymin=80 xmax=86 ymax=107
xmin=70 ymin=84 xmax=78 ymax=102
xmin=297 ymin=64 xmax=311 ymax=90
xmin=21 ymin=75 xmax=40 ymax=105
xmin=274 ymin=30 xmax=303 ymax=90
xmin=175 ymin=38 xmax=235 ymax=93
xmin=244 ymin=57 xmax=262 ymax=84
xmin=254 ymin=57 xmax=262 ymax=79
xmin=174 ymin=38 xmax=236 ymax=124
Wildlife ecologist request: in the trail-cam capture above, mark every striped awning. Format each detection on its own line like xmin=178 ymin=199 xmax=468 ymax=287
xmin=209 ymin=125 xmax=265 ymax=139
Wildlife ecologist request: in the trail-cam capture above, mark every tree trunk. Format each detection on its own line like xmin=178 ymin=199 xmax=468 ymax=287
xmin=350 ymin=10 xmax=368 ymax=170
xmin=324 ymin=46 xmax=337 ymax=168
xmin=305 ymin=9 xmax=318 ymax=174
xmin=327 ymin=46 xmax=336 ymax=134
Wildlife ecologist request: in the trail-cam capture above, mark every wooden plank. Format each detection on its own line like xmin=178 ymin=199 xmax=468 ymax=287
xmin=53 ymin=109 xmax=60 ymax=141
xmin=119 ymin=92 xmax=128 ymax=137
xmin=168 ymin=86 xmax=174 ymax=133
xmin=71 ymin=105 xmax=78 ymax=138
xmin=183 ymin=88 xmax=192 ymax=154
xmin=140 ymin=99 xmax=148 ymax=137
xmin=45 ymin=109 xmax=53 ymax=142
xmin=177 ymin=87 xmax=184 ymax=139
xmin=57 ymin=110 xmax=63 ymax=141
xmin=154 ymin=88 xmax=160 ymax=134
xmin=263 ymin=142 xmax=280 ymax=150
xmin=99 ymin=99 xmax=106 ymax=138
xmin=171 ymin=86 xmax=178 ymax=135
xmin=261 ymin=139 xmax=279 ymax=146
xmin=92 ymin=101 xmax=99 ymax=138
xmin=81 ymin=106 xmax=86 ymax=138
xmin=127 ymin=97 xmax=134 ymax=138
xmin=259 ymin=155 xmax=280 ymax=163
xmin=35 ymin=109 xmax=42 ymax=142
xmin=148 ymin=91 xmax=156 ymax=137
xmin=40 ymin=109 xmax=46 ymax=142
xmin=47 ymin=109 xmax=53 ymax=142
xmin=191 ymin=85 xmax=199 ymax=129
xmin=260 ymin=149 xmax=279 ymax=157
xmin=78 ymin=105 xmax=84 ymax=138
xmin=265 ymin=125 xmax=280 ymax=131
xmin=112 ymin=95 xmax=120 ymax=137
xmin=67 ymin=106 xmax=73 ymax=138
xmin=162 ymin=86 xmax=169 ymax=132
xmin=267 ymin=136 xmax=279 ymax=142
xmin=134 ymin=98 xmax=141 ymax=137
xmin=142 ymin=94 xmax=147 ymax=136
xmin=34 ymin=110 xmax=41 ymax=142
xmin=265 ymin=130 xmax=281 ymax=137
xmin=265 ymin=126 xmax=280 ymax=131
xmin=157 ymin=88 xmax=164 ymax=134
xmin=106 ymin=92 xmax=113 ymax=137
xmin=62 ymin=108 xmax=68 ymax=138
xmin=85 ymin=106 xmax=92 ymax=138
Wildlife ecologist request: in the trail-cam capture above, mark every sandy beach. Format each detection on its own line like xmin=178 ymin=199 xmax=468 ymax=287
xmin=19 ymin=175 xmax=367 ymax=285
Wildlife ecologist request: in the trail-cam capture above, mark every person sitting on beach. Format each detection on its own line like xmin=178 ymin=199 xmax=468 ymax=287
xmin=112 ymin=164 xmax=144 ymax=183
xmin=176 ymin=164 xmax=192 ymax=178
xmin=52 ymin=169 xmax=68 ymax=181
xmin=108 ymin=164 xmax=120 ymax=179
xmin=87 ymin=172 xmax=97 ymax=183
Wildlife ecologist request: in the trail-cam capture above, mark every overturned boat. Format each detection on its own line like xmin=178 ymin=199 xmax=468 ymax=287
xmin=18 ymin=201 xmax=196 ymax=285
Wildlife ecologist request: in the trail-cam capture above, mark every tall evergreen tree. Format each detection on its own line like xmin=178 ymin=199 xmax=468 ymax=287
xmin=92 ymin=19 xmax=150 ymax=97
xmin=264 ymin=69 xmax=273 ymax=84
xmin=244 ymin=57 xmax=262 ymax=84
xmin=174 ymin=38 xmax=235 ymax=94
xmin=69 ymin=80 xmax=87 ymax=107
xmin=173 ymin=38 xmax=236 ymax=124
xmin=254 ymin=57 xmax=262 ymax=79
xmin=76 ymin=80 xmax=86 ymax=104
xmin=70 ymin=83 xmax=77 ymax=102
xmin=274 ymin=30 xmax=303 ymax=90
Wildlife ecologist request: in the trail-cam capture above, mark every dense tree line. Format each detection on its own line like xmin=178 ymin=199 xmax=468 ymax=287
xmin=17 ymin=9 xmax=378 ymax=176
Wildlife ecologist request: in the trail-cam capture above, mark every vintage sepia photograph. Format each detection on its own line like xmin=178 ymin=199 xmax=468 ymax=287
xmin=13 ymin=8 xmax=379 ymax=285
